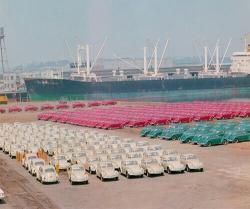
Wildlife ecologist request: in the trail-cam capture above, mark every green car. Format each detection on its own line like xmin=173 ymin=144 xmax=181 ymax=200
xmin=159 ymin=127 xmax=186 ymax=140
xmin=224 ymin=131 xmax=250 ymax=143
xmin=198 ymin=134 xmax=227 ymax=146
xmin=140 ymin=126 xmax=154 ymax=137
xmin=179 ymin=131 xmax=197 ymax=143
xmin=147 ymin=126 xmax=164 ymax=138
xmin=191 ymin=132 xmax=210 ymax=144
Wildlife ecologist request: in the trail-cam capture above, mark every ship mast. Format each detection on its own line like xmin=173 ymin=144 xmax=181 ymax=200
xmin=0 ymin=27 xmax=9 ymax=73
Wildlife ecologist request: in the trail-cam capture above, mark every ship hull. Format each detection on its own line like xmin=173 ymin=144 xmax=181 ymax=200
xmin=24 ymin=76 xmax=250 ymax=101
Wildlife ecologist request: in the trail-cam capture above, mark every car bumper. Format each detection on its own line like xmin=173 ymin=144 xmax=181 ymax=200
xmin=71 ymin=176 xmax=88 ymax=182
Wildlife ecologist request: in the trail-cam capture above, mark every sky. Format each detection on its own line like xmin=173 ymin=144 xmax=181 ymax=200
xmin=0 ymin=0 xmax=250 ymax=67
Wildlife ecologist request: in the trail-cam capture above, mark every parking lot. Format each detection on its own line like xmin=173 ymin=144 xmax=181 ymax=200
xmin=1 ymin=111 xmax=250 ymax=209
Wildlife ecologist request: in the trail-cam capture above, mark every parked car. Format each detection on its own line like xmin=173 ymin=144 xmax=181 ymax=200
xmin=143 ymin=151 xmax=161 ymax=163
xmin=224 ymin=131 xmax=250 ymax=143
xmin=141 ymin=158 xmax=164 ymax=177
xmin=22 ymin=153 xmax=38 ymax=169
xmin=120 ymin=160 xmax=144 ymax=178
xmin=198 ymin=134 xmax=227 ymax=146
xmin=126 ymin=152 xmax=143 ymax=164
xmin=107 ymin=154 xmax=123 ymax=171
xmin=37 ymin=165 xmax=59 ymax=184
xmin=84 ymin=156 xmax=99 ymax=174
xmin=9 ymin=144 xmax=24 ymax=158
xmin=96 ymin=161 xmax=119 ymax=181
xmin=0 ymin=188 xmax=5 ymax=201
xmin=180 ymin=154 xmax=203 ymax=172
xmin=147 ymin=145 xmax=163 ymax=155
xmin=161 ymin=155 xmax=185 ymax=173
xmin=29 ymin=158 xmax=45 ymax=176
xmin=162 ymin=149 xmax=179 ymax=157
xmin=71 ymin=152 xmax=87 ymax=165
xmin=50 ymin=155 xmax=70 ymax=170
xmin=67 ymin=165 xmax=88 ymax=185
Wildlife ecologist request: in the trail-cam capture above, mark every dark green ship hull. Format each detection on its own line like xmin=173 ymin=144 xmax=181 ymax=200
xmin=24 ymin=76 xmax=250 ymax=101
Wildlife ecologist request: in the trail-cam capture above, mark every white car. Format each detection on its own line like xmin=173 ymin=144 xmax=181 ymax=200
xmin=108 ymin=154 xmax=123 ymax=170
xmin=29 ymin=158 xmax=45 ymax=176
xmin=22 ymin=153 xmax=38 ymax=169
xmin=9 ymin=144 xmax=23 ymax=158
xmin=37 ymin=165 xmax=59 ymax=184
xmin=97 ymin=154 xmax=108 ymax=162
xmin=96 ymin=161 xmax=119 ymax=181
xmin=147 ymin=145 xmax=163 ymax=155
xmin=0 ymin=188 xmax=5 ymax=201
xmin=162 ymin=149 xmax=179 ymax=156
xmin=141 ymin=158 xmax=164 ymax=177
xmin=71 ymin=152 xmax=87 ymax=165
xmin=50 ymin=155 xmax=70 ymax=170
xmin=120 ymin=160 xmax=144 ymax=178
xmin=126 ymin=152 xmax=143 ymax=164
xmin=84 ymin=156 xmax=99 ymax=174
xmin=161 ymin=155 xmax=185 ymax=173
xmin=180 ymin=154 xmax=204 ymax=172
xmin=67 ymin=165 xmax=88 ymax=185
xmin=136 ymin=141 xmax=149 ymax=148
xmin=143 ymin=151 xmax=161 ymax=163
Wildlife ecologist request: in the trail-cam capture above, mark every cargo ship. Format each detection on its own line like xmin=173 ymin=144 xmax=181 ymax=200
xmin=24 ymin=42 xmax=250 ymax=102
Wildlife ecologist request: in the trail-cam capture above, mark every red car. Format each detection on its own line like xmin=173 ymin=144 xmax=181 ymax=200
xmin=72 ymin=102 xmax=86 ymax=108
xmin=56 ymin=104 xmax=69 ymax=110
xmin=24 ymin=105 xmax=38 ymax=112
xmin=8 ymin=106 xmax=22 ymax=113
xmin=0 ymin=108 xmax=5 ymax=113
xmin=41 ymin=104 xmax=54 ymax=111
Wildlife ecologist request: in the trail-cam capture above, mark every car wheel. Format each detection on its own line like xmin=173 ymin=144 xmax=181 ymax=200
xmin=200 ymin=168 xmax=204 ymax=172
xmin=167 ymin=167 xmax=171 ymax=174
xmin=186 ymin=165 xmax=190 ymax=172
xmin=146 ymin=170 xmax=150 ymax=177
xmin=89 ymin=168 xmax=92 ymax=174
xmin=126 ymin=172 xmax=130 ymax=179
xmin=223 ymin=140 xmax=228 ymax=145
xmin=101 ymin=175 xmax=104 ymax=182
xmin=115 ymin=177 xmax=119 ymax=181
xmin=235 ymin=139 xmax=239 ymax=143
xmin=207 ymin=142 xmax=212 ymax=147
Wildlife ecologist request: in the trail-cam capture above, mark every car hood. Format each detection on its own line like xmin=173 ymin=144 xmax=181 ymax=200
xmin=167 ymin=161 xmax=183 ymax=168
xmin=127 ymin=165 xmax=143 ymax=173
xmin=147 ymin=164 xmax=163 ymax=171
xmin=187 ymin=159 xmax=202 ymax=166
xmin=102 ymin=168 xmax=116 ymax=175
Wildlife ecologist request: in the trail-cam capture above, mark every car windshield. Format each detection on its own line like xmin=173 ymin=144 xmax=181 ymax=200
xmin=45 ymin=168 xmax=55 ymax=173
xmin=78 ymin=153 xmax=86 ymax=157
xmin=28 ymin=156 xmax=37 ymax=160
xmin=35 ymin=161 xmax=44 ymax=166
xmin=90 ymin=158 xmax=98 ymax=162
xmin=57 ymin=156 xmax=66 ymax=160
xmin=134 ymin=148 xmax=144 ymax=152
xmin=130 ymin=153 xmax=141 ymax=158
xmin=187 ymin=155 xmax=197 ymax=160
xmin=126 ymin=161 xmax=138 ymax=166
xmin=164 ymin=157 xmax=177 ymax=162
xmin=149 ymin=152 xmax=159 ymax=156
xmin=101 ymin=163 xmax=113 ymax=168
xmin=147 ymin=159 xmax=158 ymax=164
xmin=72 ymin=167 xmax=84 ymax=172
xmin=111 ymin=155 xmax=122 ymax=160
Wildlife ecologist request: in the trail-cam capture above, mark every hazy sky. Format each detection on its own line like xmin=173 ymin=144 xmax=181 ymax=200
xmin=0 ymin=0 xmax=250 ymax=67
